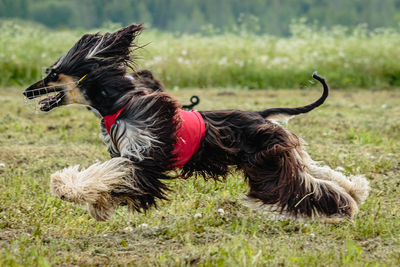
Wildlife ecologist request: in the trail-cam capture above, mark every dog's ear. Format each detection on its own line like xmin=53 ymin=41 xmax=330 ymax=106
xmin=85 ymin=24 xmax=144 ymax=61
xmin=51 ymin=24 xmax=144 ymax=78
xmin=111 ymin=24 xmax=144 ymax=48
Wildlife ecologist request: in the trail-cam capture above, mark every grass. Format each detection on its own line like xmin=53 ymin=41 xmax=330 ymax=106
xmin=2 ymin=19 xmax=400 ymax=89
xmin=0 ymin=86 xmax=399 ymax=266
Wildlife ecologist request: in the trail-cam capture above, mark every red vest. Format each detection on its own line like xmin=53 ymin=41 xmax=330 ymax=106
xmin=104 ymin=108 xmax=205 ymax=168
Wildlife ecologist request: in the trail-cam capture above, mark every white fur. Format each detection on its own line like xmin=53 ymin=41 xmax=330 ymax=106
xmin=242 ymin=141 xmax=368 ymax=222
xmin=242 ymin=176 xmax=359 ymax=223
xmin=85 ymin=35 xmax=108 ymax=60
xmin=111 ymin=120 xmax=159 ymax=161
xmin=296 ymin=145 xmax=370 ymax=205
xmin=103 ymin=97 xmax=165 ymax=161
xmin=266 ymin=114 xmax=294 ymax=125
xmin=50 ymin=157 xmax=135 ymax=221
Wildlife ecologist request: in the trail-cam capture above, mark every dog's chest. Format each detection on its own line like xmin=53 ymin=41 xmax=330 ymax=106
xmin=100 ymin=109 xmax=205 ymax=168
xmin=101 ymin=119 xmax=158 ymax=162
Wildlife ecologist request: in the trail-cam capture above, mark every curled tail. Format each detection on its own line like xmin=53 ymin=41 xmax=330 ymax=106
xmin=259 ymin=72 xmax=329 ymax=119
xmin=182 ymin=95 xmax=200 ymax=110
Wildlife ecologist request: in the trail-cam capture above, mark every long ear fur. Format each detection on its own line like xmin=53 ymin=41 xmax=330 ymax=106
xmin=85 ymin=24 xmax=144 ymax=63
xmin=54 ymin=24 xmax=144 ymax=76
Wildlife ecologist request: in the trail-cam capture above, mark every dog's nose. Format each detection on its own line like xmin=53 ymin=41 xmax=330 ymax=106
xmin=23 ymin=89 xmax=33 ymax=99
xmin=23 ymin=80 xmax=44 ymax=99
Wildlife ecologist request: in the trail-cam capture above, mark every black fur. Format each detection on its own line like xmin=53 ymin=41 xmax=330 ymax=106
xmin=23 ymin=24 xmax=362 ymax=220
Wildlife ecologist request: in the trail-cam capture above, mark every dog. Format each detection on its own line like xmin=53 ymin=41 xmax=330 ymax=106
xmin=23 ymin=24 xmax=369 ymax=222
xmin=86 ymin=69 xmax=199 ymax=117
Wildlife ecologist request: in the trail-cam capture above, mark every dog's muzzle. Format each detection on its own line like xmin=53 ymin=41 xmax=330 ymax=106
xmin=23 ymin=81 xmax=73 ymax=112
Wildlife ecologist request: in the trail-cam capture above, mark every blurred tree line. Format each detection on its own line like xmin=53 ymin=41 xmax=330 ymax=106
xmin=2 ymin=0 xmax=400 ymax=35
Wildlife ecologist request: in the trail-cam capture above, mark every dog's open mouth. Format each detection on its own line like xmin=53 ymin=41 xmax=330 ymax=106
xmin=37 ymin=91 xmax=65 ymax=111
xmin=24 ymin=88 xmax=68 ymax=112
xmin=23 ymin=79 xmax=79 ymax=112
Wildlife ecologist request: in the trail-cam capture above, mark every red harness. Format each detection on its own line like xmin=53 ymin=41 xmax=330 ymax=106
xmin=103 ymin=107 xmax=205 ymax=168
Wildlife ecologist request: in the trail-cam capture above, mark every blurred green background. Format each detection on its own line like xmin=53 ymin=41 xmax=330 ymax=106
xmin=3 ymin=0 xmax=400 ymax=35
xmin=2 ymin=0 xmax=400 ymax=89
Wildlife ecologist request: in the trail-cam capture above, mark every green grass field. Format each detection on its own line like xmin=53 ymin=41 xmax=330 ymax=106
xmin=1 ymin=86 xmax=399 ymax=266
xmin=2 ymin=19 xmax=400 ymax=89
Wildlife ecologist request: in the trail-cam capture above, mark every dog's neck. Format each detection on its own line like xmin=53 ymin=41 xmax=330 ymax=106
xmin=103 ymin=103 xmax=128 ymax=134
xmin=83 ymin=75 xmax=140 ymax=116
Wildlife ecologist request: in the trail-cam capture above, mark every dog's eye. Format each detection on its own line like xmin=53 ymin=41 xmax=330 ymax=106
xmin=49 ymin=72 xmax=58 ymax=81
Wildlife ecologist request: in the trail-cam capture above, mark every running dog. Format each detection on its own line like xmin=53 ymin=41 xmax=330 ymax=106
xmin=23 ymin=24 xmax=369 ymax=222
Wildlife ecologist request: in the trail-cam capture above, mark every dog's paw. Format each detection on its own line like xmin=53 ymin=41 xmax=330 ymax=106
xmin=87 ymin=202 xmax=116 ymax=221
xmin=51 ymin=165 xmax=87 ymax=204
xmin=348 ymin=175 xmax=370 ymax=205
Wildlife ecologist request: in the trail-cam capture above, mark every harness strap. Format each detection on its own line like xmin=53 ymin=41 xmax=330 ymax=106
xmin=103 ymin=107 xmax=205 ymax=168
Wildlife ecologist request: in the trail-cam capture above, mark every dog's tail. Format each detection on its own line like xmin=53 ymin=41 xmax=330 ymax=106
xmin=258 ymin=72 xmax=328 ymax=121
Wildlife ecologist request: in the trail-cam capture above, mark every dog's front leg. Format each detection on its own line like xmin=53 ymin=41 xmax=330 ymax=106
xmin=50 ymin=156 xmax=171 ymax=221
xmin=50 ymin=157 xmax=138 ymax=221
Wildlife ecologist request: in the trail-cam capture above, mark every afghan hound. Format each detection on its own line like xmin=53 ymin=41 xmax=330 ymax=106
xmin=23 ymin=24 xmax=369 ymax=222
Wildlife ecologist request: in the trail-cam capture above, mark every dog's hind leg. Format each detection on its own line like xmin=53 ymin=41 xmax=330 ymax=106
xmin=295 ymin=148 xmax=370 ymax=205
xmin=241 ymin=125 xmax=359 ymax=222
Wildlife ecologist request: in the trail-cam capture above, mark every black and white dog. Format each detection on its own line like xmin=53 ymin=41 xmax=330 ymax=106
xmin=23 ymin=24 xmax=369 ymax=222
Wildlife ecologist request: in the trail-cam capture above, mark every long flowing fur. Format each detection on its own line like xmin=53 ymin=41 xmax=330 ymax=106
xmin=51 ymin=157 xmax=134 ymax=221
xmin=181 ymin=110 xmax=369 ymax=220
xmin=23 ymin=24 xmax=369 ymax=222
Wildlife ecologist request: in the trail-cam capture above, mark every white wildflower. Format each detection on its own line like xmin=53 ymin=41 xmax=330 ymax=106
xmin=124 ymin=226 xmax=134 ymax=232
xmin=235 ymin=59 xmax=244 ymax=67
xmin=0 ymin=163 xmax=5 ymax=167
xmin=154 ymin=56 xmax=162 ymax=61
xmin=194 ymin=213 xmax=202 ymax=219
xmin=381 ymin=104 xmax=387 ymax=109
xmin=260 ymin=55 xmax=268 ymax=64
xmin=139 ymin=223 xmax=149 ymax=228
xmin=217 ymin=208 xmax=225 ymax=216
xmin=270 ymin=57 xmax=289 ymax=66
xmin=151 ymin=56 xmax=163 ymax=65
xmin=218 ymin=57 xmax=228 ymax=65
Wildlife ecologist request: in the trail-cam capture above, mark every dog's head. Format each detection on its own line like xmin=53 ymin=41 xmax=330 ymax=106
xmin=23 ymin=24 xmax=144 ymax=115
